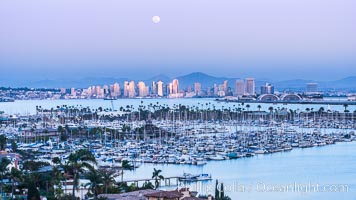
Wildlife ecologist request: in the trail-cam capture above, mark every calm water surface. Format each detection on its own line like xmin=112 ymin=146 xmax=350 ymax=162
xmin=124 ymin=142 xmax=356 ymax=200
xmin=0 ymin=99 xmax=355 ymax=115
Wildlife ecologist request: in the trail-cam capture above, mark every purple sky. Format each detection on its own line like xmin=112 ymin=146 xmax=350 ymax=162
xmin=0 ymin=0 xmax=355 ymax=81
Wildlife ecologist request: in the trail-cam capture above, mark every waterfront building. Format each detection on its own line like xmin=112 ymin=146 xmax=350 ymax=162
xmin=111 ymin=83 xmax=121 ymax=97
xmin=137 ymin=81 xmax=148 ymax=97
xmin=60 ymin=88 xmax=66 ymax=94
xmin=207 ymin=86 xmax=211 ymax=96
xmin=94 ymin=86 xmax=104 ymax=98
xmin=123 ymin=81 xmax=129 ymax=97
xmin=128 ymin=81 xmax=136 ymax=98
xmin=187 ymin=85 xmax=192 ymax=93
xmin=151 ymin=81 xmax=157 ymax=95
xmin=86 ymin=87 xmax=92 ymax=97
xmin=168 ymin=83 xmax=173 ymax=95
xmin=81 ymin=88 xmax=90 ymax=98
xmin=172 ymin=79 xmax=179 ymax=94
xmin=165 ymin=84 xmax=170 ymax=96
xmin=223 ymin=80 xmax=228 ymax=93
xmin=185 ymin=91 xmax=196 ymax=97
xmin=245 ymin=78 xmax=255 ymax=95
xmin=213 ymin=84 xmax=218 ymax=96
xmin=348 ymin=95 xmax=356 ymax=101
xmin=218 ymin=84 xmax=225 ymax=94
xmin=70 ymin=88 xmax=76 ymax=97
xmin=103 ymin=85 xmax=109 ymax=95
xmin=168 ymin=79 xmax=183 ymax=98
xmin=90 ymin=86 xmax=96 ymax=96
xmin=217 ymin=90 xmax=225 ymax=97
xmin=109 ymin=84 xmax=114 ymax=95
xmin=157 ymin=81 xmax=163 ymax=97
xmin=306 ymin=83 xmax=318 ymax=94
xmin=235 ymin=79 xmax=244 ymax=96
xmin=260 ymin=83 xmax=274 ymax=94
xmin=194 ymin=82 xmax=202 ymax=96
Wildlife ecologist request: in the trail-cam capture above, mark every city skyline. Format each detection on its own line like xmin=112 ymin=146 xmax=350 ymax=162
xmin=2 ymin=73 xmax=356 ymax=103
xmin=0 ymin=71 xmax=355 ymax=91
xmin=1 ymin=0 xmax=355 ymax=82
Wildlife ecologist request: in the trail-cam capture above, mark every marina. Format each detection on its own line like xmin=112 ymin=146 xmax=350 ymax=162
xmin=0 ymin=99 xmax=355 ymax=199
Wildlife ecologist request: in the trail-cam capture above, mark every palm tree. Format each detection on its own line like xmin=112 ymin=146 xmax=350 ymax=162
xmin=268 ymin=106 xmax=274 ymax=120
xmin=68 ymin=149 xmax=97 ymax=200
xmin=343 ymin=104 xmax=349 ymax=112
xmin=100 ymin=169 xmax=118 ymax=194
xmin=27 ymin=177 xmax=40 ymax=200
xmin=0 ymin=157 xmax=11 ymax=195
xmin=152 ymin=168 xmax=164 ymax=189
xmin=268 ymin=106 xmax=274 ymax=113
xmin=319 ymin=107 xmax=325 ymax=113
xmin=257 ymin=105 xmax=261 ymax=111
xmin=52 ymin=165 xmax=65 ymax=198
xmin=220 ymin=182 xmax=224 ymax=199
xmin=84 ymin=169 xmax=102 ymax=200
xmin=120 ymin=160 xmax=133 ymax=183
xmin=10 ymin=167 xmax=23 ymax=199
xmin=11 ymin=140 xmax=18 ymax=152
xmin=0 ymin=135 xmax=7 ymax=150
xmin=214 ymin=180 xmax=219 ymax=200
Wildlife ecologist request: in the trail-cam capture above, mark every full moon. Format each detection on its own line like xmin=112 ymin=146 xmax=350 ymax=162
xmin=152 ymin=16 xmax=160 ymax=24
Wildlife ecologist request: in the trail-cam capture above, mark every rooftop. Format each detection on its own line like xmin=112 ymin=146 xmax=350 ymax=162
xmin=99 ymin=189 xmax=157 ymax=200
xmin=144 ymin=190 xmax=183 ymax=199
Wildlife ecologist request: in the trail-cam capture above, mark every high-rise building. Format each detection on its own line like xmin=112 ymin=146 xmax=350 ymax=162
xmin=123 ymin=81 xmax=129 ymax=97
xmin=213 ymin=84 xmax=218 ymax=96
xmin=85 ymin=87 xmax=92 ymax=97
xmin=218 ymin=84 xmax=225 ymax=97
xmin=95 ymin=86 xmax=101 ymax=96
xmin=151 ymin=81 xmax=157 ymax=95
xmin=157 ymin=81 xmax=163 ymax=97
xmin=235 ymin=80 xmax=244 ymax=96
xmin=223 ymin=80 xmax=228 ymax=93
xmin=165 ymin=84 xmax=170 ymax=96
xmin=168 ymin=83 xmax=173 ymax=95
xmin=95 ymin=86 xmax=104 ymax=98
xmin=103 ymin=85 xmax=109 ymax=95
xmin=145 ymin=86 xmax=149 ymax=97
xmin=110 ymin=84 xmax=114 ymax=95
xmin=207 ymin=87 xmax=211 ymax=96
xmin=70 ymin=88 xmax=76 ymax=97
xmin=60 ymin=88 xmax=66 ymax=94
xmin=245 ymin=78 xmax=255 ymax=95
xmin=260 ymin=83 xmax=274 ymax=94
xmin=137 ymin=81 xmax=148 ymax=97
xmin=187 ymin=86 xmax=192 ymax=93
xmin=128 ymin=81 xmax=136 ymax=98
xmin=172 ymin=79 xmax=179 ymax=94
xmin=194 ymin=82 xmax=201 ymax=96
xmin=168 ymin=79 xmax=183 ymax=98
xmin=111 ymin=83 xmax=121 ymax=97
xmin=83 ymin=87 xmax=91 ymax=98
xmin=306 ymin=83 xmax=318 ymax=94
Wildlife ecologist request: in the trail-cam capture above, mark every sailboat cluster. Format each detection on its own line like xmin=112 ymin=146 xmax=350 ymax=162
xmin=1 ymin=103 xmax=355 ymax=169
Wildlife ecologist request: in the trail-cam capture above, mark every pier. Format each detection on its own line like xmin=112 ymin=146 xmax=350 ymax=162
xmin=120 ymin=176 xmax=181 ymax=187
xmin=218 ymin=99 xmax=356 ymax=105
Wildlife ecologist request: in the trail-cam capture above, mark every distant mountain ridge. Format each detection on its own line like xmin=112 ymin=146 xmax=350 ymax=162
xmin=174 ymin=72 xmax=239 ymax=89
xmin=0 ymin=72 xmax=355 ymax=91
